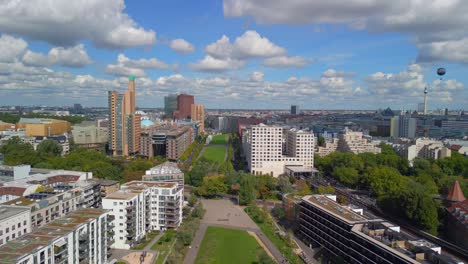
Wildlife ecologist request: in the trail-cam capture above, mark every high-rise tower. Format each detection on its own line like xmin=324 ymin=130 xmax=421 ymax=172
xmin=108 ymin=76 xmax=141 ymax=156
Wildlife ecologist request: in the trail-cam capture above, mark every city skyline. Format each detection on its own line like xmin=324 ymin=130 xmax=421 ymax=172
xmin=0 ymin=1 xmax=467 ymax=110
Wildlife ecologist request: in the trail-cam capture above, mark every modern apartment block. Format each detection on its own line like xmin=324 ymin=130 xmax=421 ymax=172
xmin=243 ymin=124 xmax=315 ymax=177
xmin=0 ymin=206 xmax=31 ymax=246
xmin=4 ymin=181 xmax=101 ymax=230
xmin=140 ymin=125 xmax=194 ymax=160
xmin=298 ymin=195 xmax=457 ymax=264
xmin=0 ymin=208 xmax=112 ymax=264
xmin=393 ymin=138 xmax=451 ymax=164
xmin=337 ymin=127 xmax=381 ymax=154
xmin=316 ymin=138 xmax=339 ymax=157
xmin=143 ymin=162 xmax=184 ymax=188
xmin=102 ymin=181 xmax=182 ymax=249
xmin=108 ymin=76 xmax=141 ymax=156
xmin=191 ymin=104 xmax=205 ymax=134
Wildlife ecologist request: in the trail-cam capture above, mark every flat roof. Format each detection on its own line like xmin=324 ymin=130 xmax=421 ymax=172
xmin=103 ymin=189 xmax=142 ymax=200
xmin=0 ymin=206 xmax=30 ymax=222
xmin=90 ymin=179 xmax=120 ymax=186
xmin=303 ymin=195 xmax=368 ymax=224
xmin=0 ymin=208 xmax=107 ymax=264
xmin=124 ymin=181 xmax=177 ymax=189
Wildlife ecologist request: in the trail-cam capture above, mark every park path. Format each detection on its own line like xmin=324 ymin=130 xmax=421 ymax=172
xmin=183 ymin=199 xmax=287 ymax=264
xmin=108 ymin=231 xmax=164 ymax=264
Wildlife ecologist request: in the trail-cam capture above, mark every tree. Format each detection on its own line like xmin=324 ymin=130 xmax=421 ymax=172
xmin=197 ymin=175 xmax=227 ymax=198
xmin=332 ymin=166 xmax=359 ymax=187
xmin=239 ymin=176 xmax=256 ymax=205
xmin=317 ymin=136 xmax=326 ymax=147
xmin=316 ymin=185 xmax=335 ymax=194
xmin=278 ymin=175 xmax=293 ymax=194
xmin=1 ymin=138 xmax=40 ymax=166
xmin=37 ymin=139 xmax=63 ymax=158
xmin=188 ymin=194 xmax=198 ymax=207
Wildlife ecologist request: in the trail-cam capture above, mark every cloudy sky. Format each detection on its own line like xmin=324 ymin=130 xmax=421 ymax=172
xmin=0 ymin=0 xmax=467 ymax=110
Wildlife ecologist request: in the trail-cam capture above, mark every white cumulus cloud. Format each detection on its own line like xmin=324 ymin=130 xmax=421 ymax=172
xmin=169 ymin=39 xmax=195 ymax=54
xmin=22 ymin=44 xmax=92 ymax=67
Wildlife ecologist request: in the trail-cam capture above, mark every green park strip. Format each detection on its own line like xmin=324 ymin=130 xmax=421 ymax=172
xmin=194 ymin=226 xmax=273 ymax=264
xmin=202 ymin=146 xmax=226 ymax=163
xmin=210 ymin=134 xmax=228 ymax=145
xmin=131 ymin=230 xmax=159 ymax=250
xmin=151 ymin=230 xmax=176 ymax=264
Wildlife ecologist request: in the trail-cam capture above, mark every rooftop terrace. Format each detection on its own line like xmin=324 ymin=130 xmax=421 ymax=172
xmin=0 ymin=206 xmax=30 ymax=222
xmin=303 ymin=195 xmax=369 ymax=224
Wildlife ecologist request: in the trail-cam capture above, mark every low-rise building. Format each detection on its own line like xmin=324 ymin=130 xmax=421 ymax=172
xmin=140 ymin=125 xmax=193 ymax=160
xmin=0 ymin=206 xmax=31 ymax=246
xmin=393 ymin=138 xmax=451 ymax=164
xmin=298 ymin=195 xmax=458 ymax=264
xmin=102 ymin=181 xmax=183 ymax=249
xmin=91 ymin=179 xmax=120 ymax=197
xmin=0 ymin=208 xmax=111 ymax=264
xmin=315 ymin=138 xmax=339 ymax=157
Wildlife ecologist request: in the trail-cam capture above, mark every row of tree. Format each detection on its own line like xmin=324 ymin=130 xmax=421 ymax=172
xmin=0 ymin=112 xmax=88 ymax=124
xmin=315 ymin=143 xmax=468 ymax=235
xmin=0 ymin=136 xmax=166 ymax=182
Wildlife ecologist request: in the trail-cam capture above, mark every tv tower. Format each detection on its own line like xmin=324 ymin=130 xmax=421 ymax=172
xmin=423 ymin=86 xmax=428 ymax=115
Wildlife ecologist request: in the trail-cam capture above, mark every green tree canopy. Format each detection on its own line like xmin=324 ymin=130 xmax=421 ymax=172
xmin=37 ymin=139 xmax=63 ymax=158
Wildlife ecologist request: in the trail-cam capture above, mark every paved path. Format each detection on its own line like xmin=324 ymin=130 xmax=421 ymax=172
xmin=108 ymin=231 xmax=164 ymax=264
xmin=183 ymin=199 xmax=287 ymax=264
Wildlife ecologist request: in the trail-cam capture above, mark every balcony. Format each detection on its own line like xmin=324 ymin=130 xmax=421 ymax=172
xmin=164 ymin=201 xmax=178 ymax=208
xmin=165 ymin=219 xmax=180 ymax=228
xmin=79 ymin=234 xmax=89 ymax=242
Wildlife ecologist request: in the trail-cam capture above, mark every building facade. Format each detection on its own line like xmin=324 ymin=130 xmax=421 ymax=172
xmin=244 ymin=124 xmax=315 ymax=177
xmin=164 ymin=94 xmax=178 ymax=119
xmin=0 ymin=208 xmax=111 ymax=264
xmin=299 ymin=195 xmax=454 ymax=264
xmin=0 ymin=206 xmax=31 ymax=246
xmin=173 ymin=94 xmax=194 ymax=120
xmin=391 ymin=115 xmax=417 ymax=139
xmin=337 ymin=127 xmax=381 ymax=154
xmin=191 ymin=104 xmax=205 ymax=134
xmin=102 ymin=181 xmax=183 ymax=249
xmin=108 ymin=76 xmax=141 ymax=156
xmin=72 ymin=121 xmax=108 ymax=149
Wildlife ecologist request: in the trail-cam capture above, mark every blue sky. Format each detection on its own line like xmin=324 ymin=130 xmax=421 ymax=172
xmin=0 ymin=0 xmax=467 ymax=110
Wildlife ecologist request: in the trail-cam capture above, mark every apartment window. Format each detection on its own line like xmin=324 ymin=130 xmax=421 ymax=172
xmin=6 ymin=228 xmax=9 ymax=233
xmin=11 ymin=225 xmax=15 ymax=231
xmin=23 ymin=228 xmax=26 ymax=233
xmin=23 ymin=220 xmax=26 ymax=226
xmin=17 ymin=223 xmax=21 ymax=228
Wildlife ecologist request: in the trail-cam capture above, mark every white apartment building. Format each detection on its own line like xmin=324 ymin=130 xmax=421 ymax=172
xmin=102 ymin=181 xmax=182 ymax=249
xmin=316 ymin=138 xmax=339 ymax=157
xmin=0 ymin=208 xmax=111 ymax=264
xmin=394 ymin=138 xmax=451 ymax=165
xmin=337 ymin=127 xmax=381 ymax=154
xmin=0 ymin=206 xmax=31 ymax=246
xmin=244 ymin=124 xmax=315 ymax=177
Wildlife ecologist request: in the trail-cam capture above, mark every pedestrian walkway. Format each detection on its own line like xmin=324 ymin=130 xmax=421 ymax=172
xmin=108 ymin=231 xmax=165 ymax=264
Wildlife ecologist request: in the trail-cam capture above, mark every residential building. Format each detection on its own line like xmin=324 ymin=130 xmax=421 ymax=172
xmin=102 ymin=181 xmax=182 ymax=249
xmin=108 ymin=76 xmax=141 ymax=156
xmin=0 ymin=205 xmax=31 ymax=246
xmin=164 ymin=94 xmax=178 ymax=119
xmin=299 ymin=195 xmax=457 ymax=264
xmin=244 ymin=124 xmax=315 ymax=177
xmin=316 ymin=138 xmax=339 ymax=157
xmin=393 ymin=138 xmax=451 ymax=164
xmin=191 ymin=104 xmax=205 ymax=134
xmin=143 ymin=162 xmax=184 ymax=188
xmin=0 ymin=121 xmax=14 ymax=131
xmin=72 ymin=120 xmax=108 ymax=149
xmin=140 ymin=125 xmax=193 ymax=160
xmin=173 ymin=94 xmax=194 ymax=120
xmin=16 ymin=118 xmax=71 ymax=137
xmin=0 ymin=208 xmax=111 ymax=264
xmin=291 ymin=105 xmax=300 ymax=115
xmin=337 ymin=127 xmax=381 ymax=154
xmin=391 ymin=115 xmax=417 ymax=138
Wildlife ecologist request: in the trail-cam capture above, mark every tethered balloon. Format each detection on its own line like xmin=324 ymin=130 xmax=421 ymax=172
xmin=437 ymin=68 xmax=446 ymax=80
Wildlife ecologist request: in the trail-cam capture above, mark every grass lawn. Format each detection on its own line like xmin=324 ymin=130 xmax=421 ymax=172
xmin=151 ymin=230 xmax=176 ymax=264
xmin=202 ymin=146 xmax=226 ymax=163
xmin=195 ymin=226 xmax=271 ymax=264
xmin=210 ymin=134 xmax=228 ymax=145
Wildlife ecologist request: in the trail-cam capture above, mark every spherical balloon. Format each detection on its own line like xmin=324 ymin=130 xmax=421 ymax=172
xmin=437 ymin=68 xmax=446 ymax=76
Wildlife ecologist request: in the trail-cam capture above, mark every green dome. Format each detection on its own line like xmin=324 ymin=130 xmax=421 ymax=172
xmin=129 ymin=75 xmax=135 ymax=81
